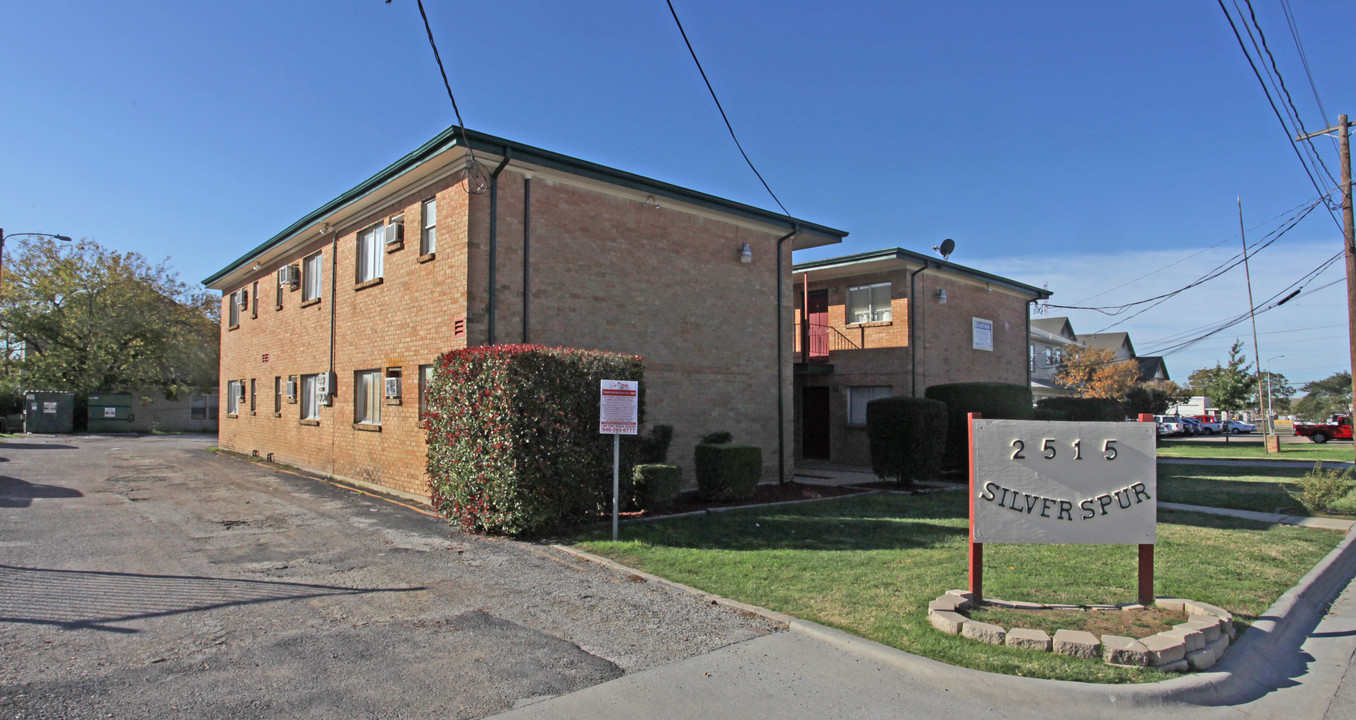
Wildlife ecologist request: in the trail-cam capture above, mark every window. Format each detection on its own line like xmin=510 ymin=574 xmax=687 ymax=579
xmin=847 ymin=282 xmax=891 ymax=323
xmin=227 ymin=380 xmax=243 ymax=416
xmin=385 ymin=366 xmax=402 ymax=405
xmin=228 ymin=292 xmax=241 ymax=326
xmin=251 ymin=282 xmax=259 ymax=318
xmin=300 ymin=374 xmax=321 ymax=421
xmin=276 ymin=276 xmax=284 ymax=310
xmin=249 ymin=378 xmax=257 ymax=414
xmin=421 ymin=197 xmax=437 ymax=255
xmin=303 ymin=252 xmax=323 ymax=302
xmin=847 ymin=386 xmax=891 ymax=425
xmin=355 ymin=369 xmax=382 ymax=425
xmin=287 ymin=374 xmax=298 ymax=404
xmin=419 ymin=363 xmax=434 ymax=418
xmin=357 ymin=224 xmax=384 ymax=283
xmin=274 ymin=376 xmax=282 ymax=414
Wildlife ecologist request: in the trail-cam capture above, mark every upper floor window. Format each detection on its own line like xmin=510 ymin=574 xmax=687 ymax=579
xmin=848 ymin=282 xmax=891 ymax=323
xmin=421 ymin=197 xmax=437 ymax=255
xmin=228 ymin=291 xmax=242 ymax=326
xmin=357 ymin=224 xmax=385 ymax=283
xmin=303 ymin=252 xmax=323 ymax=301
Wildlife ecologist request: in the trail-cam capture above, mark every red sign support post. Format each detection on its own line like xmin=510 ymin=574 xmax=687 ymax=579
xmin=968 ymin=412 xmax=983 ymax=603
xmin=1137 ymin=412 xmax=1155 ymax=606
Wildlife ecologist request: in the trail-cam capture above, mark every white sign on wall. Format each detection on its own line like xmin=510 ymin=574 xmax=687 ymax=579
xmin=972 ymin=318 xmax=994 ymax=351
xmin=971 ymin=419 xmax=1156 ymax=544
xmin=599 ymin=380 xmax=638 ymax=435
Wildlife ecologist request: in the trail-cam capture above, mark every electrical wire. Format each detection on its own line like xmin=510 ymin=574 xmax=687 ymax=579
xmin=1280 ymin=0 xmax=1334 ymax=150
xmin=664 ymin=0 xmax=790 ymax=217
xmin=406 ymin=0 xmax=488 ymax=194
xmin=1216 ymin=0 xmax=1342 ymax=230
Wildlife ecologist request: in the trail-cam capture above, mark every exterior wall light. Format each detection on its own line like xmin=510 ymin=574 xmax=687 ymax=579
xmin=937 ymin=288 xmax=947 ymax=303
xmin=739 ymin=242 xmax=752 ymax=263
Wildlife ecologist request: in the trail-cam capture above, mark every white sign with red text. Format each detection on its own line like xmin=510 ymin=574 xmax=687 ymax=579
xmin=600 ymin=380 xmax=638 ymax=435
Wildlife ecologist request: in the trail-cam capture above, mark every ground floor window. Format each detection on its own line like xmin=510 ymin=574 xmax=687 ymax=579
xmin=418 ymin=364 xmax=434 ymax=418
xmin=846 ymin=385 xmax=891 ymax=425
xmin=355 ymin=369 xmax=381 ymax=425
xmin=301 ymin=374 xmax=321 ymax=420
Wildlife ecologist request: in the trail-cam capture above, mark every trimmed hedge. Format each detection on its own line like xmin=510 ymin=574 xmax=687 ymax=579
xmin=924 ymin=382 xmax=1033 ymax=470
xmin=638 ymin=424 xmax=674 ymax=464
xmin=694 ymin=443 xmax=761 ymax=501
xmin=866 ymin=396 xmax=948 ymax=486
xmin=1035 ymin=397 xmax=1126 ymax=422
xmin=632 ymin=463 xmax=682 ymax=511
xmin=424 ymin=344 xmax=643 ymax=536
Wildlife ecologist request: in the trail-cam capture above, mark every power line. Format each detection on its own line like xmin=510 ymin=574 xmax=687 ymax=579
xmin=664 ymin=0 xmax=790 ymax=217
xmin=1279 ymin=0 xmax=1333 ymax=147
xmin=404 ymin=0 xmax=488 ymax=194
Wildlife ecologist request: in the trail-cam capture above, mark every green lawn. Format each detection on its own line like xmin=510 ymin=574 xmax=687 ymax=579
xmin=1157 ymin=439 xmax=1355 ymax=463
xmin=571 ymin=493 xmax=1343 ymax=684
xmin=1157 ymin=464 xmax=1309 ymax=515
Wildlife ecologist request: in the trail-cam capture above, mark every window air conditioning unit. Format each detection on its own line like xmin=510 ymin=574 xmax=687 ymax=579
xmin=384 ymin=221 xmax=404 ymax=245
xmin=385 ymin=377 xmax=401 ymax=399
xmin=238 ymin=288 xmax=249 ymax=309
xmin=285 ymin=379 xmax=297 ymax=400
xmin=278 ymin=265 xmax=300 ymax=289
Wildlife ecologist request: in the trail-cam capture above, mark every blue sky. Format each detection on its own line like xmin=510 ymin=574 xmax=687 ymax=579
xmin=3 ymin=1 xmax=1352 ymax=387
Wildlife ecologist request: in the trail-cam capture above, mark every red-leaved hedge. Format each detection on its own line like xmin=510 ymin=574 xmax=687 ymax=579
xmin=424 ymin=344 xmax=644 ymax=536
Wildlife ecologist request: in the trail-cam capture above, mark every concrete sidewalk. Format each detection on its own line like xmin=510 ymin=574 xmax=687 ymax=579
xmin=492 ymin=527 xmax=1356 ymax=719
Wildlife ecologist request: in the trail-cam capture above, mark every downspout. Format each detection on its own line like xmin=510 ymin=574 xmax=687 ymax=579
xmin=1026 ymin=299 xmax=1035 ymax=391
xmin=776 ymin=224 xmax=800 ymax=485
xmin=486 ymin=151 xmax=511 ymax=345
xmin=327 ymin=225 xmax=338 ymax=477
xmin=909 ymin=262 xmax=932 ymax=397
xmin=522 ymin=174 xmax=532 ymax=343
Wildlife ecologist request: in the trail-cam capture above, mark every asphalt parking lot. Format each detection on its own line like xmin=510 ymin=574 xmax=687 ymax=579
xmin=0 ymin=434 xmax=778 ymax=719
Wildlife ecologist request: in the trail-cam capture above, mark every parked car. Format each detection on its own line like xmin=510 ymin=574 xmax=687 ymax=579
xmin=1190 ymin=415 xmax=1224 ymax=434
xmin=1154 ymin=415 xmax=1184 ymax=436
xmin=1178 ymin=417 xmax=1203 ymax=436
xmin=1224 ymin=419 xmax=1255 ymax=434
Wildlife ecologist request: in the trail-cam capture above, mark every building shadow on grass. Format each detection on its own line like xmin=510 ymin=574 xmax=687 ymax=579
xmin=0 ymin=565 xmax=424 ymax=633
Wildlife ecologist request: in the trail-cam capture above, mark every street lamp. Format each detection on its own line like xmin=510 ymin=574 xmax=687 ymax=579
xmin=1266 ymin=354 xmax=1285 ymax=436
xmin=0 ymin=228 xmax=73 ymax=284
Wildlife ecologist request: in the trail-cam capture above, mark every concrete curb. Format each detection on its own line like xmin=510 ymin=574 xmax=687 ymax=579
xmin=555 ymin=521 xmax=1356 ymax=713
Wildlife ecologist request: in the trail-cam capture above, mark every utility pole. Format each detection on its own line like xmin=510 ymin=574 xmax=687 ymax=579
xmin=1297 ymin=114 xmax=1355 ymax=462
xmin=1238 ymin=199 xmax=1265 ymax=438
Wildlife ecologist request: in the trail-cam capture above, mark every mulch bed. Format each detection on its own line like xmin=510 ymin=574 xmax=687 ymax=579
xmin=621 ymin=481 xmax=869 ymax=520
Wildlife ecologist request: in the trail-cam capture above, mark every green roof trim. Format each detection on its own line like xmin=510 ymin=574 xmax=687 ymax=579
xmin=204 ymin=127 xmax=848 ymax=287
xmin=793 ymin=248 xmax=1052 ymax=299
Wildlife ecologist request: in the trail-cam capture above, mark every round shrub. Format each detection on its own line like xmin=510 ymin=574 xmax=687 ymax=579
xmin=632 ymin=463 xmax=682 ymax=511
xmin=694 ymin=443 xmax=761 ymax=501
xmin=924 ymin=382 xmax=1033 ymax=470
xmin=866 ymin=396 xmax=947 ymax=486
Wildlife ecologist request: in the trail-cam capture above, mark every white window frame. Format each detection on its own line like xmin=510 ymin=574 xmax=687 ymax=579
xmin=421 ymin=197 xmax=437 ymax=255
xmin=226 ymin=380 xmax=242 ymax=416
xmin=301 ymin=374 xmax=321 ymax=420
xmin=228 ymin=292 xmax=241 ymax=326
xmin=847 ymin=282 xmax=891 ymax=324
xmin=846 ymin=386 xmax=892 ymax=426
xmin=355 ymin=369 xmax=382 ymax=425
xmin=303 ymin=252 xmax=323 ymax=302
xmin=357 ymin=224 xmax=384 ymax=283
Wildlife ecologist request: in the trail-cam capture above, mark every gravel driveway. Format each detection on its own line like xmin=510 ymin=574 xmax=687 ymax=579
xmin=0 ymin=434 xmax=778 ymax=719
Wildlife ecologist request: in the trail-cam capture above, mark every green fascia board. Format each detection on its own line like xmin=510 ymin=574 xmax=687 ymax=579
xmin=204 ymin=127 xmax=848 ymax=287
xmin=793 ymin=247 xmax=1052 ymax=299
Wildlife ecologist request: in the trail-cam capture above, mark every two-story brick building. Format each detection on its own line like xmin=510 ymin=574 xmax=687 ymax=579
xmin=205 ymin=127 xmax=846 ymax=501
xmin=792 ymin=248 xmax=1050 ymax=466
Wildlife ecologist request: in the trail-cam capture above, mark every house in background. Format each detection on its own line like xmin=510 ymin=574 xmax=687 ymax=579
xmin=1029 ymin=316 xmax=1080 ymax=401
xmin=792 ymin=249 xmax=1050 ymax=467
xmin=204 ymin=127 xmax=846 ymax=501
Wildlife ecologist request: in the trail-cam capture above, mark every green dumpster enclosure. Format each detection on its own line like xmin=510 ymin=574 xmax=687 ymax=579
xmin=88 ymin=392 xmax=134 ymax=433
xmin=24 ymin=391 xmax=75 ymax=434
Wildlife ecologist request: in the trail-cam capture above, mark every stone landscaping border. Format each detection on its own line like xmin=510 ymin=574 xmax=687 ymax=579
xmin=927 ymin=590 xmax=1236 ymax=671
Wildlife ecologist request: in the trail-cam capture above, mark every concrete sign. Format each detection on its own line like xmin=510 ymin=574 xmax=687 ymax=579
xmin=971 ymin=419 xmax=1156 ymax=544
xmin=599 ymin=380 xmax=638 ymax=435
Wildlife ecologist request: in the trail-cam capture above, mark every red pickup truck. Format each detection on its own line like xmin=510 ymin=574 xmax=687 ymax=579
xmin=1293 ymin=414 xmax=1353 ymax=443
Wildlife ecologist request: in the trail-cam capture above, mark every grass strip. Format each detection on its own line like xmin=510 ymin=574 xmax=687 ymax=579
xmin=1157 ymin=464 xmax=1310 ymax=515
xmin=571 ymin=492 xmax=1342 ymax=683
xmin=1157 ymin=440 xmax=1354 ymax=462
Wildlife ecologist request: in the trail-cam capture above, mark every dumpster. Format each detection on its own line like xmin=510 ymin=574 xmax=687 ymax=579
xmin=23 ymin=391 xmax=75 ymax=434
xmin=88 ymin=392 xmax=134 ymax=433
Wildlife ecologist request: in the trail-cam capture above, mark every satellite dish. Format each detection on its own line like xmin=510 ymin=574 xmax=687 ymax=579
xmin=934 ymin=238 xmax=955 ymax=261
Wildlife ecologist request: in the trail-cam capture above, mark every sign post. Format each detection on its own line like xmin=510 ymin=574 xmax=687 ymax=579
xmin=600 ymin=380 xmax=638 ymax=541
xmin=968 ymin=415 xmax=1156 ymax=606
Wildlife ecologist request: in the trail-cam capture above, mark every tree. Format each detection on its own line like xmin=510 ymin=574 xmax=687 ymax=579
xmin=1123 ymin=380 xmax=1188 ymax=416
xmin=1054 ymin=345 xmax=1140 ymax=400
xmin=0 ymin=236 xmax=218 ymax=399
xmin=1250 ymin=371 xmax=1295 ymax=414
xmin=1185 ymin=342 xmax=1254 ymax=416
xmin=1293 ymin=372 xmax=1352 ymax=421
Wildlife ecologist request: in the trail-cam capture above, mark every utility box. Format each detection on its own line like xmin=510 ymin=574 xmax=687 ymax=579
xmin=88 ymin=392 xmax=134 ymax=433
xmin=23 ymin=391 xmax=75 ymax=434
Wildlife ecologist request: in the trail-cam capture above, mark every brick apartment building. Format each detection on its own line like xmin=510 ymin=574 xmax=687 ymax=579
xmin=204 ymin=127 xmax=846 ymax=501
xmin=792 ymin=248 xmax=1050 ymax=466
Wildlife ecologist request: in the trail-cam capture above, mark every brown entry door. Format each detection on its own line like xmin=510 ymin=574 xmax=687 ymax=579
xmin=802 ymin=386 xmax=831 ymax=460
xmin=807 ymin=290 xmax=829 ymax=361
